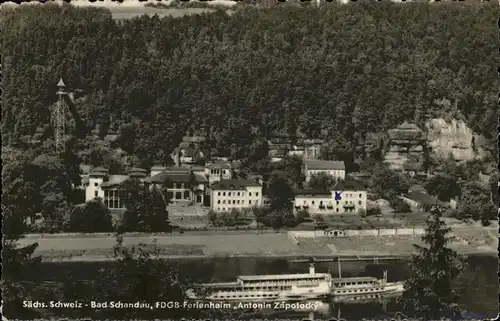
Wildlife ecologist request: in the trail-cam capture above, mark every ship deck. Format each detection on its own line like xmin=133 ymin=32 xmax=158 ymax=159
xmin=331 ymin=276 xmax=378 ymax=283
xmin=238 ymin=273 xmax=329 ymax=281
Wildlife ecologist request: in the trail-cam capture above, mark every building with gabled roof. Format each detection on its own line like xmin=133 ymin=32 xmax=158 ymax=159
xmin=294 ymin=180 xmax=367 ymax=215
xmin=303 ymin=159 xmax=346 ymax=182
xmin=210 ymin=179 xmax=263 ymax=212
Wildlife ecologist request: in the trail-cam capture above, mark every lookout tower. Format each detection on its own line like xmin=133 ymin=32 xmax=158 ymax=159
xmin=53 ymin=78 xmax=68 ymax=154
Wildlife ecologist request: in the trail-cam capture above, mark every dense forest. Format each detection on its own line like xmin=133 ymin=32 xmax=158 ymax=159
xmin=1 ymin=1 xmax=497 ymax=167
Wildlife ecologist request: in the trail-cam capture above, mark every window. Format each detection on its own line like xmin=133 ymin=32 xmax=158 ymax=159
xmin=237 ymin=200 xmax=240 ymax=204
xmin=94 ymin=191 xmax=98 ymax=197
xmin=256 ymin=192 xmax=259 ymax=196
xmin=359 ymin=193 xmax=362 ymax=198
xmin=223 ymin=200 xmax=226 ymax=204
xmin=336 ymin=201 xmax=339 ymax=205
xmin=228 ymin=192 xmax=231 ymax=196
xmin=94 ymin=182 xmax=98 ymax=187
xmin=176 ymin=192 xmax=181 ymax=199
xmin=233 ymin=200 xmax=236 ymax=204
xmin=336 ymin=208 xmax=339 ymax=212
xmin=249 ymin=192 xmax=252 ymax=196
xmin=218 ymin=200 xmax=221 ymax=204
xmin=312 ymin=201 xmax=315 ymax=205
xmin=249 ymin=200 xmax=252 ymax=204
xmin=223 ymin=192 xmax=226 ymax=196
xmin=237 ymin=192 xmax=240 ymax=196
xmin=218 ymin=192 xmax=221 ymax=196
xmin=358 ymin=201 xmax=362 ymax=205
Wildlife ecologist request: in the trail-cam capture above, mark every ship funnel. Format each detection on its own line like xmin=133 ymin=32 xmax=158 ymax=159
xmin=309 ymin=263 xmax=315 ymax=276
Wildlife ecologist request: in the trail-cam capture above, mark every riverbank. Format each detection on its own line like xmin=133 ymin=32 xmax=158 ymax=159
xmin=18 ymin=227 xmax=497 ymax=262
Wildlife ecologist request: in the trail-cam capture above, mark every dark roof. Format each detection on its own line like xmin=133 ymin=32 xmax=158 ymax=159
xmin=207 ymin=162 xmax=231 ymax=169
xmin=129 ymin=172 xmax=147 ymax=178
xmin=295 ymin=189 xmax=331 ymax=196
xmin=165 ymin=167 xmax=191 ymax=173
xmin=333 ymin=180 xmax=366 ymax=191
xmin=151 ymin=172 xmax=192 ymax=184
xmin=211 ymin=179 xmax=261 ymax=190
xmin=402 ymin=191 xmax=442 ymax=206
xmin=305 ymin=160 xmax=345 ymax=170
xmin=89 ymin=168 xmax=108 ymax=177
xmin=101 ymin=175 xmax=129 ymax=188
xmin=194 ymin=172 xmax=208 ymax=183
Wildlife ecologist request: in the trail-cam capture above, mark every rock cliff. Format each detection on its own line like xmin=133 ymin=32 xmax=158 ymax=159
xmin=425 ymin=118 xmax=486 ymax=161
xmin=384 ymin=118 xmax=486 ymax=171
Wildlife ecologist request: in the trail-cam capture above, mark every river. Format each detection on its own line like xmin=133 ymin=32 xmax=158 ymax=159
xmin=25 ymin=255 xmax=499 ymax=319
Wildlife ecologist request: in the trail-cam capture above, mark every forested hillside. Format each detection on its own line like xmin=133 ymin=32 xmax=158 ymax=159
xmin=1 ymin=1 xmax=497 ymax=165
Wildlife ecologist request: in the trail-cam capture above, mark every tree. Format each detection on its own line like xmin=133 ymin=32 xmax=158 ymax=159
xmin=295 ymin=209 xmax=310 ymax=223
xmin=390 ymin=197 xmax=412 ymax=213
xmin=424 ymin=173 xmax=461 ymax=202
xmin=402 ymin=206 xmax=465 ymax=319
xmin=309 ymin=172 xmax=337 ymax=191
xmin=1 ymin=205 xmax=42 ymax=319
xmin=319 ymin=133 xmax=354 ymax=168
xmin=120 ymin=182 xmax=172 ymax=233
xmin=371 ymin=165 xmax=410 ymax=199
xmin=488 ymin=172 xmax=499 ymax=206
xmin=314 ymin=215 xmax=328 ymax=230
xmin=366 ymin=207 xmax=382 ymax=216
xmin=458 ymin=182 xmax=497 ymax=222
xmin=208 ymin=210 xmax=218 ymax=226
xmin=357 ymin=208 xmax=367 ymax=217
xmin=266 ymin=171 xmax=294 ymax=212
xmin=62 ymin=237 xmax=195 ymax=319
xmin=68 ymin=199 xmax=114 ymax=233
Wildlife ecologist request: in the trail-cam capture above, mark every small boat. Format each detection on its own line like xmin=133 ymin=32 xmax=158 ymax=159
xmin=185 ymin=263 xmax=332 ymax=302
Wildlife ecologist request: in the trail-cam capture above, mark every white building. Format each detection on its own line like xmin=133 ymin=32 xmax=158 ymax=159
xmin=205 ymin=162 xmax=233 ymax=185
xmin=294 ymin=181 xmax=367 ymax=215
xmin=85 ymin=167 xmax=148 ymax=210
xmin=210 ymin=179 xmax=263 ymax=212
xmin=304 ymin=160 xmax=346 ymax=182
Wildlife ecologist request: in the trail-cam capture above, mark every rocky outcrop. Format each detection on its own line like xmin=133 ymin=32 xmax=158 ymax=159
xmin=384 ymin=122 xmax=426 ymax=171
xmin=383 ymin=118 xmax=487 ymax=171
xmin=425 ymin=118 xmax=486 ymax=162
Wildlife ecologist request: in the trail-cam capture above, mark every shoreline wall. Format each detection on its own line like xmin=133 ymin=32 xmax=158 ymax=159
xmin=289 ymin=227 xmax=426 ymax=239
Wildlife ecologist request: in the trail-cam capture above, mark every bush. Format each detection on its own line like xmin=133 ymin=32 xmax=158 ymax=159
xmin=295 ymin=209 xmax=310 ymax=223
xmin=367 ymin=207 xmax=382 ymax=216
